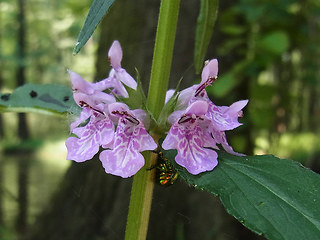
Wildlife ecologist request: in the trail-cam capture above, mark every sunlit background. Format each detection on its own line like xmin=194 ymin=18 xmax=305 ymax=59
xmin=1 ymin=0 xmax=320 ymax=239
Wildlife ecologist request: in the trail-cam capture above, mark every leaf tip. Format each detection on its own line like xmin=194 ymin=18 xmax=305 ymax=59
xmin=72 ymin=44 xmax=81 ymax=55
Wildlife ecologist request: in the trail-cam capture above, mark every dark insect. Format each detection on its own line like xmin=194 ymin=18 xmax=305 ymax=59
xmin=63 ymin=96 xmax=70 ymax=102
xmin=150 ymin=150 xmax=178 ymax=186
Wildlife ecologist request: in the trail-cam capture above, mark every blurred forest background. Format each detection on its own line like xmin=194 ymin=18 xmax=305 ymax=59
xmin=0 ymin=0 xmax=320 ymax=239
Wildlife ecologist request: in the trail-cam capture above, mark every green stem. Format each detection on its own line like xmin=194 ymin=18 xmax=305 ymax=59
xmin=147 ymin=0 xmax=181 ymax=119
xmin=125 ymin=0 xmax=180 ymax=239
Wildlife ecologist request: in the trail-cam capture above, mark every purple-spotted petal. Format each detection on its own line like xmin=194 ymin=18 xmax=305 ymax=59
xmin=175 ymin=144 xmax=218 ymax=175
xmin=108 ymin=102 xmax=130 ymax=115
xmin=69 ymin=107 xmax=92 ymax=132
xmin=100 ymin=121 xmax=157 ymax=178
xmin=207 ymin=100 xmax=247 ymax=131
xmin=132 ymin=109 xmax=149 ymax=128
xmin=73 ymin=90 xmax=115 ymax=109
xmin=108 ymin=40 xmax=122 ymax=70
xmin=185 ymin=100 xmax=208 ymax=116
xmin=66 ymin=114 xmax=114 ymax=162
xmin=162 ymin=120 xmax=218 ymax=175
xmin=66 ymin=136 xmax=99 ymax=162
xmin=163 ymin=101 xmax=218 ymax=175
xmin=201 ymin=59 xmax=218 ymax=84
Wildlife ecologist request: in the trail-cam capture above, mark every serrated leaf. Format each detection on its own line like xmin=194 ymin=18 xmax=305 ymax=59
xmin=161 ymin=145 xmax=320 ymax=240
xmin=73 ymin=0 xmax=115 ymax=54
xmin=194 ymin=0 xmax=219 ymax=74
xmin=0 ymin=84 xmax=80 ymax=115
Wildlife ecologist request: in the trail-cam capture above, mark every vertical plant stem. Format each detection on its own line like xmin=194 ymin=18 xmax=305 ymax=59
xmin=125 ymin=0 xmax=180 ymax=239
xmin=124 ymin=148 xmax=157 ymax=240
xmin=147 ymin=0 xmax=181 ymax=119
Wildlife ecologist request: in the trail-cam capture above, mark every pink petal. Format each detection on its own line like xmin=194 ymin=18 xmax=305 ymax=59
xmin=207 ymin=101 xmax=243 ymax=131
xmin=108 ymin=69 xmax=129 ymax=98
xmin=176 ymin=85 xmax=198 ymax=110
xmin=132 ymin=109 xmax=149 ymax=128
xmin=135 ymin=126 xmax=157 ymax=152
xmin=100 ymin=148 xmax=144 ymax=178
xmin=168 ymin=110 xmax=184 ymax=125
xmin=108 ymin=102 xmax=130 ymax=114
xmin=163 ymin=112 xmax=217 ymax=175
xmin=185 ymin=100 xmax=208 ymax=116
xmin=201 ymin=59 xmax=218 ymax=84
xmin=69 ymin=107 xmax=92 ymax=132
xmin=66 ymin=114 xmax=114 ymax=162
xmin=211 ymin=126 xmax=245 ymax=156
xmin=68 ymin=70 xmax=95 ymax=94
xmin=116 ymin=70 xmax=137 ymax=90
xmin=99 ymin=121 xmax=156 ymax=178
xmin=227 ymin=100 xmax=249 ymax=113
xmin=175 ymin=146 xmax=218 ymax=175
xmin=165 ymin=89 xmax=175 ymax=104
xmin=66 ymin=136 xmax=99 ymax=162
xmin=108 ymin=40 xmax=122 ymax=70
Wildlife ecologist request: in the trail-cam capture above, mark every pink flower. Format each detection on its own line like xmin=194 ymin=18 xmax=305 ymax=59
xmin=163 ymin=58 xmax=248 ymax=174
xmin=66 ymin=108 xmax=114 ymax=162
xmin=100 ymin=103 xmax=157 ymax=178
xmin=95 ymin=40 xmax=137 ymax=98
xmin=68 ymin=70 xmax=116 ymax=109
xmin=162 ymin=101 xmax=219 ymax=175
xmin=66 ymin=40 xmax=153 ymax=178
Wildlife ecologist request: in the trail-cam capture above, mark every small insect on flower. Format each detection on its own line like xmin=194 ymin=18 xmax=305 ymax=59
xmin=150 ymin=150 xmax=178 ymax=187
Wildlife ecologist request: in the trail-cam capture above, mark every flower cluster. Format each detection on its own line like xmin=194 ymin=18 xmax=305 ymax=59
xmin=66 ymin=41 xmax=157 ymax=178
xmin=66 ymin=40 xmax=248 ymax=177
xmin=162 ymin=59 xmax=248 ymax=174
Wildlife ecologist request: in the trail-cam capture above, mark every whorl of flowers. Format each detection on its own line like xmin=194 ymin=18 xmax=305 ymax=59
xmin=66 ymin=41 xmax=248 ymax=177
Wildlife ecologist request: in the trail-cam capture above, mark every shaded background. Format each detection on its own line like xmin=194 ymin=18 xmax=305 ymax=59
xmin=0 ymin=0 xmax=320 ymax=239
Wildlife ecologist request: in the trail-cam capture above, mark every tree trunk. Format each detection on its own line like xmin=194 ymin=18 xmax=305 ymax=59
xmin=15 ymin=0 xmax=30 ymax=235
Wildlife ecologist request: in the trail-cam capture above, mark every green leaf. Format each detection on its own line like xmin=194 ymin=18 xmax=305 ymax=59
xmin=162 ymin=147 xmax=320 ymax=240
xmin=257 ymin=31 xmax=290 ymax=55
xmin=0 ymin=84 xmax=80 ymax=116
xmin=194 ymin=0 xmax=219 ymax=74
xmin=220 ymin=24 xmax=246 ymax=35
xmin=73 ymin=0 xmax=115 ymax=54
xmin=157 ymin=78 xmax=182 ymax=129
